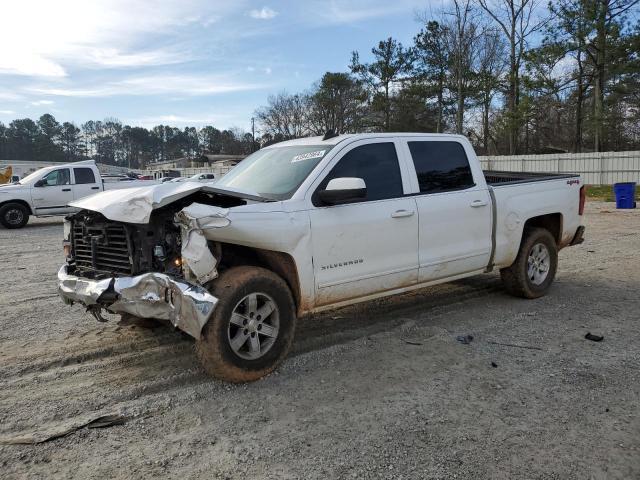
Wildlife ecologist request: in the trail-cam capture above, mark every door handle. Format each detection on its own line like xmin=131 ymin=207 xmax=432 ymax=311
xmin=470 ymin=200 xmax=488 ymax=208
xmin=91 ymin=186 xmax=100 ymax=190
xmin=391 ymin=209 xmax=415 ymax=218
xmin=62 ymin=188 xmax=71 ymax=192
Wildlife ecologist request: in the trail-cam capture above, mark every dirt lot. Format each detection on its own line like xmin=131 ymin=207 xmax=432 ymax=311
xmin=0 ymin=202 xmax=639 ymax=479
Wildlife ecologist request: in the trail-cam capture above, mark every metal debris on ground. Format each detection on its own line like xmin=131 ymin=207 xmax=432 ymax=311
xmin=585 ymin=332 xmax=604 ymax=342
xmin=456 ymin=334 xmax=474 ymax=345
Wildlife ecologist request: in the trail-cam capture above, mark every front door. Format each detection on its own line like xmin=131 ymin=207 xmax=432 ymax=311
xmin=309 ymin=140 xmax=419 ymax=306
xmin=31 ymin=168 xmax=74 ymax=215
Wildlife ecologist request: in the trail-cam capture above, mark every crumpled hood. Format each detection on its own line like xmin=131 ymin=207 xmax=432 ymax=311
xmin=69 ymin=180 xmax=265 ymax=224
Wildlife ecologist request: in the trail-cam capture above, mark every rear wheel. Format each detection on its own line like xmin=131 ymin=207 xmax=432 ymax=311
xmin=196 ymin=266 xmax=296 ymax=382
xmin=0 ymin=203 xmax=29 ymax=229
xmin=500 ymin=227 xmax=558 ymax=299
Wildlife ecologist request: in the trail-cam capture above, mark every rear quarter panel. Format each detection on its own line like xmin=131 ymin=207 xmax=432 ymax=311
xmin=492 ymin=177 xmax=582 ymax=268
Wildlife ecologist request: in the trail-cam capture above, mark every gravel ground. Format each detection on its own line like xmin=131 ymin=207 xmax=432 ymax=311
xmin=0 ymin=202 xmax=638 ymax=479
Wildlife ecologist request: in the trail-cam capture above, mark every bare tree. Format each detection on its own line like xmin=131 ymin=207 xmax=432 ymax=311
xmin=416 ymin=2 xmax=492 ymax=135
xmin=475 ymin=27 xmax=507 ymax=152
xmin=476 ymin=0 xmax=548 ymax=153
xmin=255 ymin=92 xmax=310 ymax=139
xmin=444 ymin=0 xmax=480 ymax=134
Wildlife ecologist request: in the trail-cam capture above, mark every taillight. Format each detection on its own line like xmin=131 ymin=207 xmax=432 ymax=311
xmin=579 ymin=186 xmax=586 ymax=215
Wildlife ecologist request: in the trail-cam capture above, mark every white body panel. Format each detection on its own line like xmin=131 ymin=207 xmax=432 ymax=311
xmin=395 ymin=137 xmax=494 ymax=281
xmin=491 ymin=179 xmax=582 ymax=267
xmin=310 ymin=197 xmax=419 ymax=305
xmin=32 ymin=186 xmax=74 ymax=214
xmin=72 ymin=181 xmax=101 ymax=200
xmin=62 ymin=134 xmax=584 ymax=315
xmin=414 ymin=188 xmax=492 ymax=281
xmin=30 ymin=165 xmax=74 ymax=214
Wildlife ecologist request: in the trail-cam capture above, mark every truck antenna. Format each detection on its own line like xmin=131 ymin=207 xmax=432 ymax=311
xmin=323 ymin=129 xmax=338 ymax=140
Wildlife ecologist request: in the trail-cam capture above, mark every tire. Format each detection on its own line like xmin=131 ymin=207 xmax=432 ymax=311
xmin=500 ymin=227 xmax=558 ymax=299
xmin=0 ymin=203 xmax=29 ymax=229
xmin=196 ymin=266 xmax=296 ymax=383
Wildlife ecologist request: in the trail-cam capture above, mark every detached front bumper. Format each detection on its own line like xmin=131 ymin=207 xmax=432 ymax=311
xmin=57 ymin=265 xmax=218 ymax=339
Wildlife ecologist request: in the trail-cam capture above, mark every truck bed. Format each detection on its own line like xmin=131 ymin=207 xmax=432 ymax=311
xmin=484 ymin=170 xmax=579 ymax=186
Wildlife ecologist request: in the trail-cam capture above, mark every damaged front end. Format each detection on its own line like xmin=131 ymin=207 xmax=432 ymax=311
xmin=58 ymin=265 xmax=217 ymax=338
xmin=57 ymin=186 xmax=260 ymax=338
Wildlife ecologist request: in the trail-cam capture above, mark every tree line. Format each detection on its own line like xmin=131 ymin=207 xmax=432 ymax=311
xmin=0 ymin=0 xmax=638 ymax=167
xmin=256 ymin=0 xmax=640 ymax=154
xmin=0 ymin=115 xmax=256 ymax=168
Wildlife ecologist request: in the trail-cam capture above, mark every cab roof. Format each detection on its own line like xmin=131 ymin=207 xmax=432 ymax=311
xmin=266 ymin=133 xmax=468 ymax=148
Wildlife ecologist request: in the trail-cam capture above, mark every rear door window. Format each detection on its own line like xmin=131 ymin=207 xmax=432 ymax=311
xmin=317 ymin=142 xmax=403 ymax=203
xmin=408 ymin=141 xmax=475 ymax=193
xmin=73 ymin=168 xmax=96 ymax=184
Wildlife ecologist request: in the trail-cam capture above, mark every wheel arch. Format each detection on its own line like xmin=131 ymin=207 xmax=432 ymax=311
xmin=216 ymin=243 xmax=303 ymax=316
xmin=0 ymin=199 xmax=33 ymax=215
xmin=522 ymin=213 xmax=563 ymax=246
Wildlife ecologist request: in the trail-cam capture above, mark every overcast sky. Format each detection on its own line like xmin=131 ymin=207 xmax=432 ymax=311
xmin=0 ymin=0 xmax=452 ymax=132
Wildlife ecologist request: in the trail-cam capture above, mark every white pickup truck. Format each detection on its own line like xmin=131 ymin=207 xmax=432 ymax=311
xmin=57 ymin=133 xmax=585 ymax=382
xmin=0 ymin=160 xmax=156 ymax=228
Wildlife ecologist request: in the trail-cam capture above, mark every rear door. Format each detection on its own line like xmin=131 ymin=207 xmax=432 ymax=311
xmin=402 ymin=140 xmax=492 ymax=282
xmin=309 ymin=140 xmax=419 ymax=305
xmin=31 ymin=168 xmax=74 ymax=214
xmin=72 ymin=167 xmax=102 ymax=200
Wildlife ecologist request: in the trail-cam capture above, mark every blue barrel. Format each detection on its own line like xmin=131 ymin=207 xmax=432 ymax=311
xmin=613 ymin=182 xmax=636 ymax=209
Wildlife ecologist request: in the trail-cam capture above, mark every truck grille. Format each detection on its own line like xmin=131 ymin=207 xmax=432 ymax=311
xmin=72 ymin=221 xmax=133 ymax=276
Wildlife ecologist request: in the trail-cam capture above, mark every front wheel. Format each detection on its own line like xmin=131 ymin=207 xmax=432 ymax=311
xmin=500 ymin=227 xmax=558 ymax=299
xmin=0 ymin=203 xmax=29 ymax=229
xmin=196 ymin=266 xmax=296 ymax=382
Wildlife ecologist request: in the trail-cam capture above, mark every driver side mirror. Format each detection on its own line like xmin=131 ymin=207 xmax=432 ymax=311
xmin=34 ymin=179 xmax=45 ymax=187
xmin=318 ymin=177 xmax=367 ymax=205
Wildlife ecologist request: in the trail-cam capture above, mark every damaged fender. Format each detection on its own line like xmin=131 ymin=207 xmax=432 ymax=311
xmin=175 ymin=203 xmax=231 ymax=284
xmin=57 ymin=265 xmax=218 ymax=338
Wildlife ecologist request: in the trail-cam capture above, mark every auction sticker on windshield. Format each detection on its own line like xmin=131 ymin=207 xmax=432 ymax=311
xmin=291 ymin=150 xmax=327 ymax=163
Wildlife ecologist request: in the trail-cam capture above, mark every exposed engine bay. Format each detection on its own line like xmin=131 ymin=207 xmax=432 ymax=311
xmin=64 ymin=190 xmax=247 ymax=282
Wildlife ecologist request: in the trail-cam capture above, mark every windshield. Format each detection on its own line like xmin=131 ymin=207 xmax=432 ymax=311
xmin=216 ymin=145 xmax=332 ymax=200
